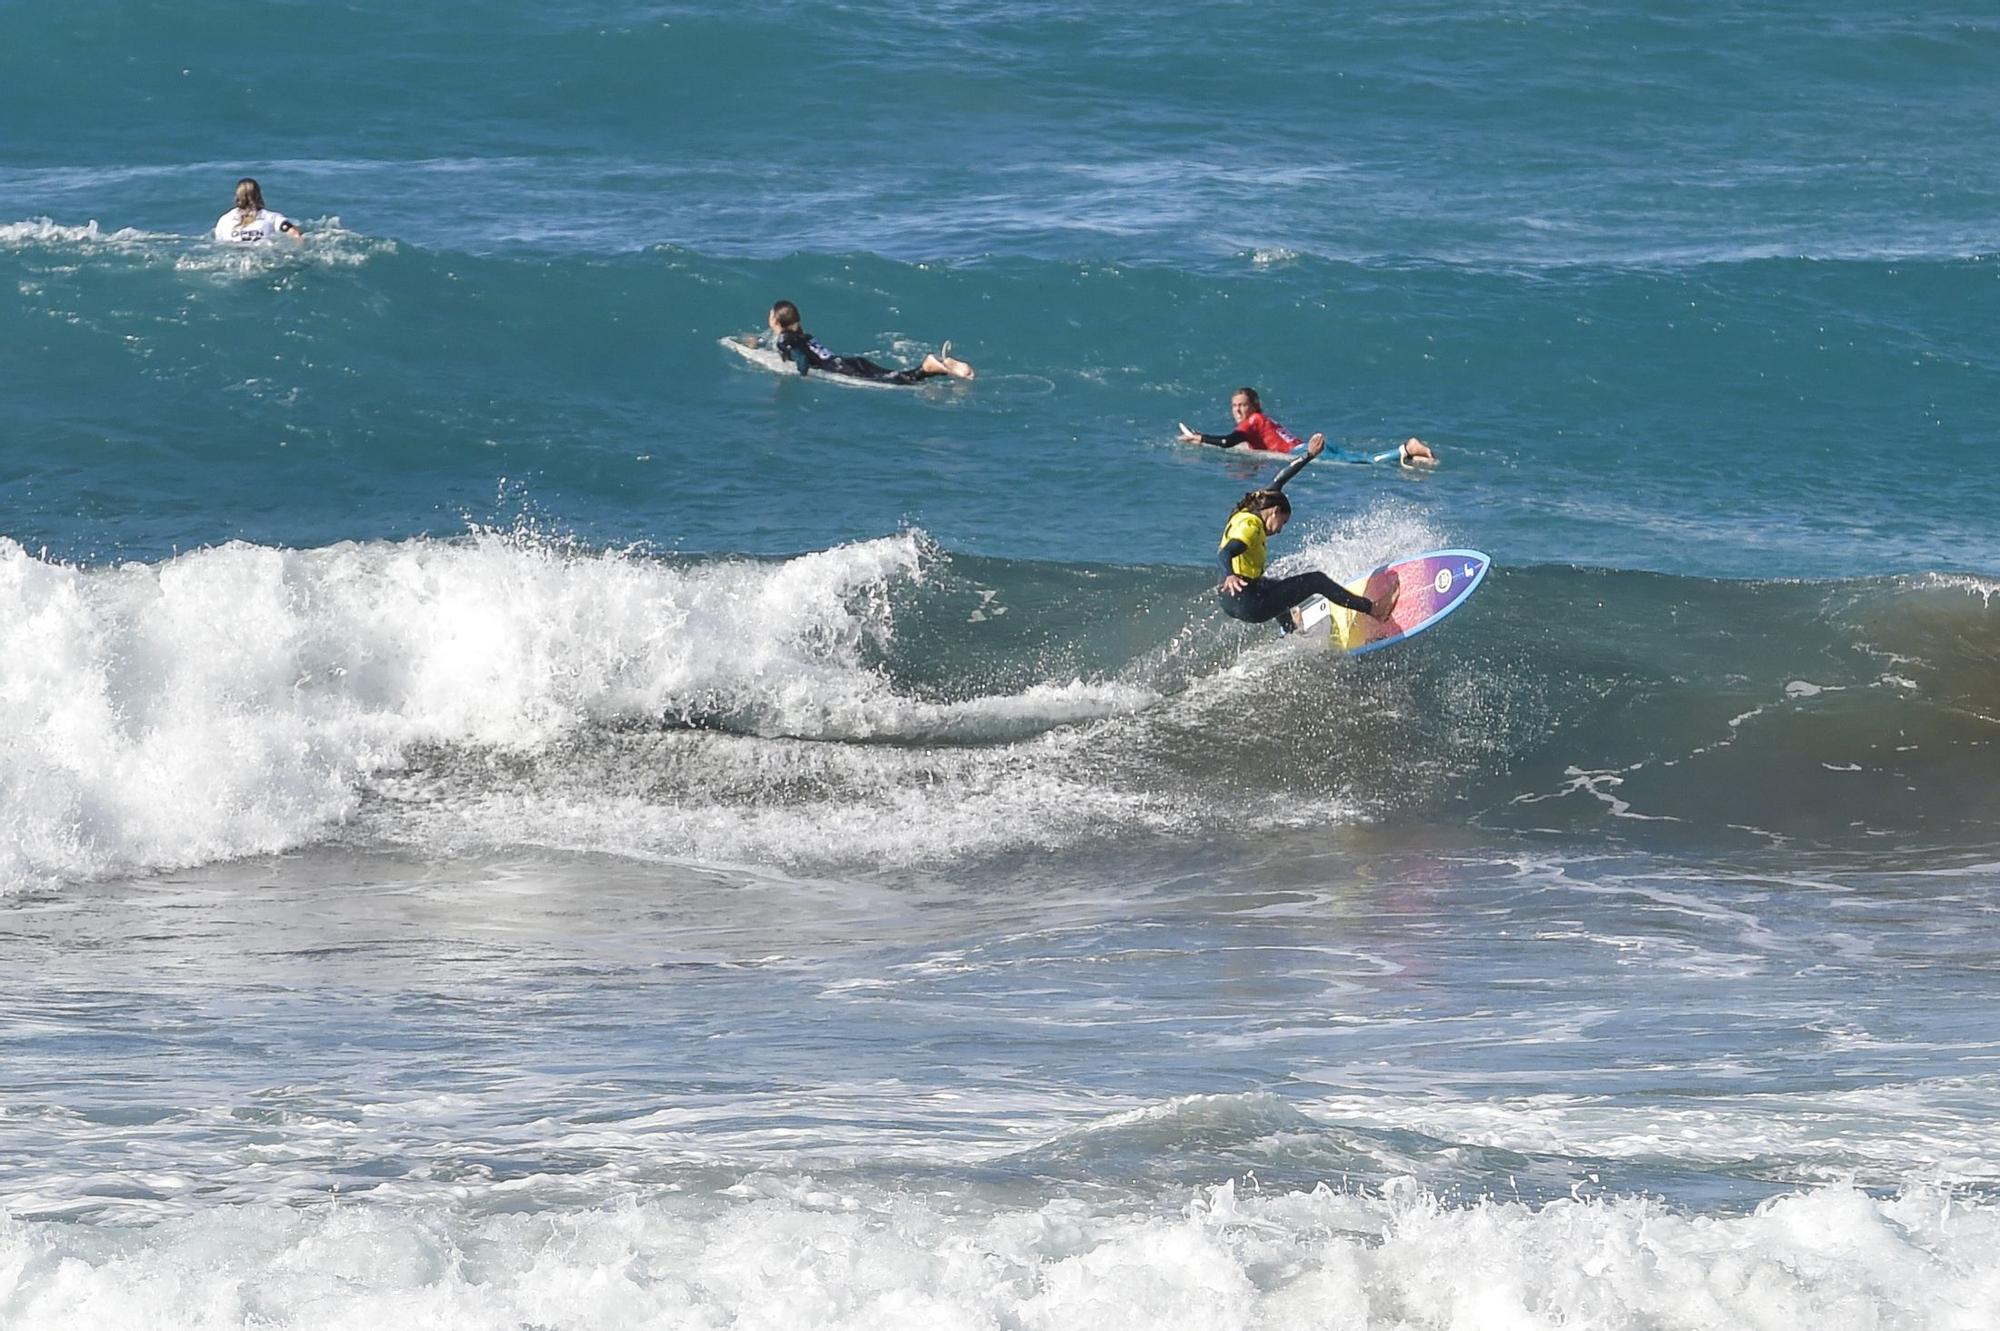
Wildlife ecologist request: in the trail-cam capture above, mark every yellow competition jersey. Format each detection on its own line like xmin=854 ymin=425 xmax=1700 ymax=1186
xmin=1219 ymin=510 xmax=1270 ymax=579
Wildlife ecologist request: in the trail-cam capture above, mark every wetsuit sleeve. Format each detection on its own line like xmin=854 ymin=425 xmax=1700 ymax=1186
xmin=1268 ymin=451 xmax=1315 ymax=492
xmin=1218 ymin=539 xmax=1248 ymax=575
xmin=1195 ymin=430 xmax=1253 ymax=448
xmin=777 ymin=331 xmax=811 ymax=375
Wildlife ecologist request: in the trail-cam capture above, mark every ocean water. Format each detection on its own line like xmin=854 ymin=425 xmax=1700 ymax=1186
xmin=4 ymin=2 xmax=1999 ymax=1327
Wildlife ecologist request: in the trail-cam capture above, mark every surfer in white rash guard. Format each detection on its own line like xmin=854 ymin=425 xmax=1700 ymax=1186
xmin=213 ymin=178 xmax=305 ymax=245
xmin=1216 ymin=436 xmax=1399 ymax=632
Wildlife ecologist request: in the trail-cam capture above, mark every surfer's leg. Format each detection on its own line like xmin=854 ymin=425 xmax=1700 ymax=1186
xmin=825 ymin=355 xmax=922 ymax=383
xmin=1400 ymin=437 xmax=1438 ymax=466
xmin=829 ymin=356 xmax=889 ymax=381
xmin=923 ymin=342 xmax=975 ymax=379
xmin=1217 ymin=583 xmax=1284 ymax=625
xmin=883 ymin=351 xmax=972 ymax=385
xmin=830 ymin=347 xmax=971 ymax=386
xmin=1266 ymin=570 xmax=1371 ymax=616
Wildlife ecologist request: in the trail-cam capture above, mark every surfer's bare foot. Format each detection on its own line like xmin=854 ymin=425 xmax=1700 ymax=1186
xmin=926 ymin=341 xmax=976 ymax=379
xmin=1370 ymin=581 xmax=1401 ymax=621
xmin=1287 ymin=607 xmax=1305 ymax=632
xmin=1401 ymin=437 xmax=1438 ymax=466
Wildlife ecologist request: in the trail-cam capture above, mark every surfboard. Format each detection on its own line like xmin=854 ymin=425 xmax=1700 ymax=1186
xmin=1293 ymin=548 xmax=1490 ymax=655
xmin=1336 ymin=445 xmax=1409 ymax=466
xmin=1175 ymin=433 xmax=1411 ymax=464
xmin=719 ymin=335 xmax=920 ymax=390
xmin=1178 ymin=438 xmax=1300 ymax=457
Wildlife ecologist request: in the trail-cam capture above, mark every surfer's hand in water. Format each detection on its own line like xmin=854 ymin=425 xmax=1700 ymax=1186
xmin=1177 ymin=422 xmax=1201 ymax=443
xmin=1219 ymin=573 xmax=1248 ymax=595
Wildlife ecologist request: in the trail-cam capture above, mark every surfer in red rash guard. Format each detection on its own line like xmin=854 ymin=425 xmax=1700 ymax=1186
xmin=1179 ymin=386 xmax=1438 ymax=463
xmin=1180 ymin=386 xmax=1308 ymax=452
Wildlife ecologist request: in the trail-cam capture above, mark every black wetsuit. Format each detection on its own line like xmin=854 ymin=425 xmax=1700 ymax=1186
xmin=1215 ymin=451 xmax=1374 ymax=630
xmin=776 ymin=329 xmax=943 ymax=385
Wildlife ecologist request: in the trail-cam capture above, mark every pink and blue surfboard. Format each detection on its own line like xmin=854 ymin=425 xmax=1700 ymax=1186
xmin=1297 ymin=548 xmax=1491 ymax=656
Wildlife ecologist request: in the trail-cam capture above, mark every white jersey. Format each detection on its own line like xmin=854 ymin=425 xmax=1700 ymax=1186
xmin=213 ymin=208 xmax=295 ymax=243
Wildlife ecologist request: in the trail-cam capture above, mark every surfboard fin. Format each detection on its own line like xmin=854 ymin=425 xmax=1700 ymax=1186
xmin=1293 ymin=595 xmax=1334 ymax=634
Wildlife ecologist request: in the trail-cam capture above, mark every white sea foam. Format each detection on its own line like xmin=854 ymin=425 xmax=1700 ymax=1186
xmin=1297 ymin=1075 xmax=2000 ymax=1185
xmin=0 ymin=215 xmax=387 ymax=270
xmin=170 ymin=219 xmax=387 ymax=273
xmin=368 ymin=727 xmax=1177 ymax=871
xmin=1249 ymin=247 xmax=1301 ymax=267
xmin=0 ymin=217 xmax=165 ymax=249
xmin=1280 ymin=498 xmax=1451 ymax=592
xmin=1 ymin=1176 xmax=1993 ymax=1331
xmin=1923 ymin=572 xmax=2000 ymax=606
xmin=0 ymin=534 xmax=1165 ymax=891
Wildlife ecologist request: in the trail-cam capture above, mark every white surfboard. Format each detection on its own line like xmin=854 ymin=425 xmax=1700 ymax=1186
xmin=719 ymin=335 xmax=920 ymax=390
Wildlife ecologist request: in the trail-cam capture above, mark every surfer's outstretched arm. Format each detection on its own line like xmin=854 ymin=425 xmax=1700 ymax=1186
xmin=1268 ymin=434 xmax=1326 ymax=490
xmin=1180 ymin=422 xmax=1249 ymax=448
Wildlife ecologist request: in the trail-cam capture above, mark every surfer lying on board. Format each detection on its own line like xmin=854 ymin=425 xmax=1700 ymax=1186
xmin=1217 ymin=436 xmax=1398 ymax=633
xmin=767 ymin=301 xmax=975 ymax=384
xmin=1178 ymin=386 xmax=1436 ymax=464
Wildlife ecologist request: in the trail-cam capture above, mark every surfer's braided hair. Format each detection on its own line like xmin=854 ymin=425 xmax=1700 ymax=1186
xmin=1232 ymin=488 xmax=1291 ymax=518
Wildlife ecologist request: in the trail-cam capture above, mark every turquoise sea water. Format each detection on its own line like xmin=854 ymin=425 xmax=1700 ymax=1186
xmin=4 ymin=4 xmax=1999 ymax=1327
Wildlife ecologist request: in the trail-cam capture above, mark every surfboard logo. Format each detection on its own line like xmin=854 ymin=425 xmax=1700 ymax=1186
xmin=1434 ymin=568 xmax=1453 ymax=595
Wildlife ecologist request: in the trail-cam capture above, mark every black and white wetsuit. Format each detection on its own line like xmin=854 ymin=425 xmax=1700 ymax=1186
xmin=775 ymin=329 xmax=943 ymax=385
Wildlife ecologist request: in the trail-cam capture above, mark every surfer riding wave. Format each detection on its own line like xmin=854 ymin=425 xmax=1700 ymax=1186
xmin=1216 ymin=436 xmax=1398 ymax=632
